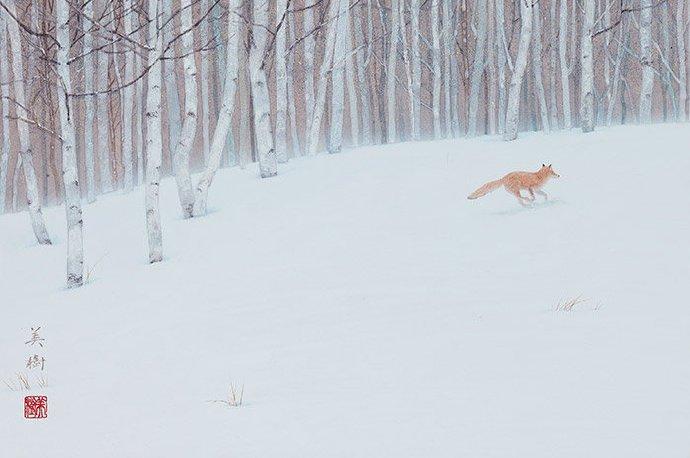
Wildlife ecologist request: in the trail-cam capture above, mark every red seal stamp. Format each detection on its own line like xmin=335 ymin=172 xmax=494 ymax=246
xmin=24 ymin=396 xmax=48 ymax=419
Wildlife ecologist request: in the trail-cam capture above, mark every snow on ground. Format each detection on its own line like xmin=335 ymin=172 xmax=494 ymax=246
xmin=1 ymin=124 xmax=690 ymax=457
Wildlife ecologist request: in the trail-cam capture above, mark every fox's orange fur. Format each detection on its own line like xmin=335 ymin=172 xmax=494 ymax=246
xmin=467 ymin=164 xmax=560 ymax=206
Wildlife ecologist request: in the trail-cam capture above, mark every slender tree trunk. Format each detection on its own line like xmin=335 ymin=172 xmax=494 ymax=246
xmin=307 ymin=0 xmax=342 ymax=154
xmin=0 ymin=16 xmax=10 ymax=213
xmin=145 ymin=0 xmax=164 ymax=263
xmin=431 ymin=0 xmax=442 ymax=137
xmin=353 ymin=3 xmax=373 ymax=144
xmin=122 ymin=0 xmax=135 ymax=192
xmin=329 ymin=0 xmax=348 ymax=152
xmin=559 ymin=0 xmax=572 ymax=128
xmin=399 ymin=0 xmax=415 ymax=140
xmin=275 ymin=0 xmax=288 ymax=162
xmin=5 ymin=1 xmax=51 ymax=244
xmin=548 ymin=0 xmax=560 ymax=129
xmin=639 ymin=0 xmax=654 ymax=123
xmin=441 ymin=0 xmax=452 ymax=136
xmin=386 ymin=0 xmax=400 ymax=143
xmin=82 ymin=0 xmax=97 ymax=202
xmin=467 ymin=0 xmax=487 ymax=137
xmin=136 ymin=23 xmax=146 ymax=187
xmin=607 ymin=9 xmax=629 ymax=125
xmin=531 ymin=1 xmax=550 ymax=132
xmin=409 ymin=0 xmax=421 ymax=140
xmin=602 ymin=0 xmax=611 ymax=124
xmin=249 ymin=0 xmax=277 ymax=177
xmin=486 ymin=0 xmax=497 ymax=135
xmin=303 ymin=0 xmax=316 ymax=152
xmin=286 ymin=11 xmax=301 ymax=155
xmin=503 ymin=0 xmax=534 ymax=141
xmin=95 ymin=0 xmax=112 ymax=193
xmin=56 ymin=0 xmax=84 ymax=287
xmin=344 ymin=4 xmax=359 ymax=147
xmin=580 ymin=0 xmax=595 ymax=132
xmin=194 ymin=0 xmax=240 ymax=216
xmin=677 ymin=0 xmax=688 ymax=120
xmin=200 ymin=0 xmax=212 ymax=160
xmin=660 ymin=2 xmax=674 ymax=120
xmin=495 ymin=0 xmax=507 ymax=134
xmin=172 ymin=0 xmax=198 ymax=218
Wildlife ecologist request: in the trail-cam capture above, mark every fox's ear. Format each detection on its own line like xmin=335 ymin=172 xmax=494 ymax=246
xmin=542 ymin=163 xmax=546 ymax=167
xmin=548 ymin=164 xmax=552 ymax=168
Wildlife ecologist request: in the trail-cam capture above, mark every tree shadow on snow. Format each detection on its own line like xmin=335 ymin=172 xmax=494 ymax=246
xmin=491 ymin=199 xmax=565 ymax=216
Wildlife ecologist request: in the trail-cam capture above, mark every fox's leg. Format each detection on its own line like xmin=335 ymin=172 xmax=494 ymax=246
xmin=507 ymin=187 xmax=531 ymax=207
xmin=527 ymin=188 xmax=536 ymax=202
xmin=535 ymin=189 xmax=549 ymax=201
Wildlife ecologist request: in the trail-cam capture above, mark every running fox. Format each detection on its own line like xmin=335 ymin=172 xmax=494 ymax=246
xmin=467 ymin=164 xmax=560 ymax=206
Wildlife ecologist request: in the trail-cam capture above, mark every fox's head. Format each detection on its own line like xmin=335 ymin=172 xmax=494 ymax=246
xmin=541 ymin=164 xmax=560 ymax=178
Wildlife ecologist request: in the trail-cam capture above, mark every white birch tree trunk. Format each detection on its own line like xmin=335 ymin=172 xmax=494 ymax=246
xmin=56 ymin=0 xmax=84 ymax=287
xmin=495 ymin=0 xmax=507 ymax=134
xmin=328 ymin=2 xmax=349 ymax=153
xmin=602 ymin=0 xmax=612 ymax=124
xmin=122 ymin=0 xmax=135 ymax=192
xmin=5 ymin=1 xmax=51 ymax=244
xmin=82 ymin=0 xmax=97 ymax=201
xmin=441 ymin=0 xmax=452 ymax=136
xmin=303 ymin=0 xmax=316 ymax=152
xmin=399 ymin=0 xmax=415 ymax=140
xmin=329 ymin=0 xmax=349 ymax=152
xmin=677 ymin=0 xmax=688 ymax=120
xmin=249 ymin=0 xmax=277 ymax=177
xmin=274 ymin=0 xmax=288 ymax=162
xmin=486 ymin=0 xmax=497 ymax=135
xmin=386 ymin=0 xmax=399 ymax=143
xmin=559 ymin=0 xmax=572 ymax=129
xmin=548 ymin=0 xmax=560 ymax=129
xmin=193 ymin=0 xmax=240 ymax=216
xmin=503 ymin=0 xmax=533 ymax=141
xmin=580 ymin=0 xmax=595 ymax=132
xmin=135 ymin=35 xmax=145 ymax=186
xmin=660 ymin=2 xmax=674 ymax=120
xmin=607 ymin=11 xmax=630 ymax=125
xmin=344 ymin=4 xmax=359 ymax=148
xmin=467 ymin=0 xmax=487 ymax=137
xmin=0 ymin=16 xmax=10 ymax=213
xmin=200 ymin=0 xmax=211 ymax=160
xmin=286 ymin=13 xmax=301 ymax=155
xmin=531 ymin=1 xmax=550 ymax=132
xmin=307 ymin=0 xmax=341 ymax=155
xmin=409 ymin=0 xmax=421 ymax=140
xmin=639 ymin=0 xmax=654 ymax=123
xmin=95 ymin=0 xmax=112 ymax=193
xmin=353 ymin=3 xmax=372 ymax=144
xmin=145 ymin=0 xmax=164 ymax=263
xmin=431 ymin=0 xmax=442 ymax=137
xmin=172 ymin=0 xmax=198 ymax=218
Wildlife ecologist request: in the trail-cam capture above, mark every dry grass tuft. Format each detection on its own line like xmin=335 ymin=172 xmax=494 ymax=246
xmin=36 ymin=373 xmax=48 ymax=388
xmin=85 ymin=252 xmax=109 ymax=284
xmin=555 ymin=295 xmax=589 ymax=311
xmin=208 ymin=382 xmax=244 ymax=408
xmin=3 ymin=373 xmax=32 ymax=392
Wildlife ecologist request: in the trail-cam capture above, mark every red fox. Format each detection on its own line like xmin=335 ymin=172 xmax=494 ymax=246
xmin=468 ymin=164 xmax=560 ymax=206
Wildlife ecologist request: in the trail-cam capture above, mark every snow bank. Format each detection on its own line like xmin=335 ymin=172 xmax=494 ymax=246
xmin=1 ymin=124 xmax=689 ymax=457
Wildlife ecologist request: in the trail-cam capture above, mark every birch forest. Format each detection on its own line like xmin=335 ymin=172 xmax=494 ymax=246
xmin=0 ymin=0 xmax=687 ymax=287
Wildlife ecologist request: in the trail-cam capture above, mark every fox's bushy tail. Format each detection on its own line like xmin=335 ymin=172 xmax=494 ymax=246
xmin=467 ymin=179 xmax=503 ymax=200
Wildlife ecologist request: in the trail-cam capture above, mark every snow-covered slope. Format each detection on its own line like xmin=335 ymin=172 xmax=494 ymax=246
xmin=2 ymin=124 xmax=690 ymax=457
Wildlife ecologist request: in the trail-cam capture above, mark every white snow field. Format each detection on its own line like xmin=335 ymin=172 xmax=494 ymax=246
xmin=1 ymin=124 xmax=690 ymax=457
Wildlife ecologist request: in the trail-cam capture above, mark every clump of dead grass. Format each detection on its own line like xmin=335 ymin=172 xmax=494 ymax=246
xmin=208 ymin=382 xmax=244 ymax=408
xmin=2 ymin=373 xmax=31 ymax=392
xmin=554 ymin=295 xmax=588 ymax=311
